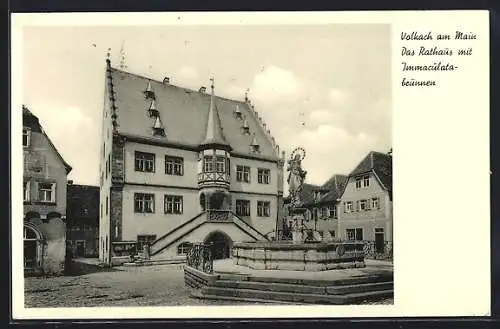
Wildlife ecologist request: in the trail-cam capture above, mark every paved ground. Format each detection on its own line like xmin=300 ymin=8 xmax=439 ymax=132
xmin=24 ymin=263 xmax=247 ymax=307
xmin=25 ymin=260 xmax=393 ymax=308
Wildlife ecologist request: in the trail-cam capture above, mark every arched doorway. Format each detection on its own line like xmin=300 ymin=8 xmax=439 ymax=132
xmin=24 ymin=224 xmax=44 ymax=272
xmin=204 ymin=231 xmax=232 ymax=260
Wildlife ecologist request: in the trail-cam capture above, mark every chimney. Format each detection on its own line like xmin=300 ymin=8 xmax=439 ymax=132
xmin=199 ymin=86 xmax=207 ymax=93
xmin=163 ymin=77 xmax=170 ymax=84
xmin=68 ymin=180 xmax=73 ymax=185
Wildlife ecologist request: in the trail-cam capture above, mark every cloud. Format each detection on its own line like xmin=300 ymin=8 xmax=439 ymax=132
xmin=327 ymin=88 xmax=353 ymax=108
xmin=250 ymin=65 xmax=302 ymax=104
xmin=309 ymin=109 xmax=338 ymax=124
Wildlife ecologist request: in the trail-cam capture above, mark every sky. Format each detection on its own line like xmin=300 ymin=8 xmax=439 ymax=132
xmin=22 ymin=24 xmax=391 ymax=187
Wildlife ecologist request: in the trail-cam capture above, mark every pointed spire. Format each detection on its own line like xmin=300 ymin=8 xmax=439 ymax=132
xmin=200 ymin=77 xmax=231 ymax=149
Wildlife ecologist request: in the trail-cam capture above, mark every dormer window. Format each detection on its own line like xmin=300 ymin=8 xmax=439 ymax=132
xmin=355 ymin=175 xmax=370 ymax=189
xmin=23 ymin=127 xmax=31 ymax=148
xmin=152 ymin=116 xmax=166 ymax=137
xmin=241 ymin=119 xmax=250 ymax=135
xmin=234 ymin=105 xmax=242 ymax=120
xmin=250 ymin=134 xmax=260 ymax=153
xmin=148 ymin=99 xmax=159 ymax=118
xmin=153 ymin=127 xmax=165 ymax=137
xmin=199 ymin=86 xmax=207 ymax=93
xmin=144 ymin=80 xmax=156 ymax=100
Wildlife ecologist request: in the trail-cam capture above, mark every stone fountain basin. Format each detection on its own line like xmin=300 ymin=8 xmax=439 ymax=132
xmin=232 ymin=241 xmax=366 ymax=272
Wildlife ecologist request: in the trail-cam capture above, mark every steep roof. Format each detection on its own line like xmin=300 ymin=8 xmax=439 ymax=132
xmin=108 ymin=67 xmax=278 ymax=159
xmin=298 ymin=183 xmax=322 ymax=206
xmin=318 ymin=174 xmax=348 ymax=203
xmin=350 ymin=151 xmax=392 ymax=192
xmin=22 ymin=105 xmax=72 ymax=174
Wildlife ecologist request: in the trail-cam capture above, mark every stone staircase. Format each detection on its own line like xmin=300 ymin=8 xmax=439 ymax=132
xmin=188 ymin=270 xmax=393 ymax=305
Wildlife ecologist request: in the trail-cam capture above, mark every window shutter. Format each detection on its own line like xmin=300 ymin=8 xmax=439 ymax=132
xmin=355 ymin=200 xmax=359 ymax=212
xmin=51 ymin=183 xmax=56 ymax=203
xmin=34 ymin=182 xmax=39 ymax=201
xmin=26 ymin=181 xmax=31 ymax=201
xmin=376 ymin=197 xmax=381 ymax=209
xmin=366 ymin=200 xmax=371 ymax=210
xmin=343 ymin=202 xmax=347 ymax=213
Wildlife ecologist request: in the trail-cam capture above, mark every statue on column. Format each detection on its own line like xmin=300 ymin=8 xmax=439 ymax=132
xmin=286 ymin=147 xmax=308 ymax=243
xmin=287 ymin=147 xmax=307 ymax=207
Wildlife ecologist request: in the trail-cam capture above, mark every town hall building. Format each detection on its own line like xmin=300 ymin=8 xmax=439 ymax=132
xmin=99 ymin=58 xmax=285 ymax=265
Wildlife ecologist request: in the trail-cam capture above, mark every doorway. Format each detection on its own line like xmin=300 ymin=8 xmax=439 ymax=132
xmin=374 ymin=228 xmax=385 ymax=253
xmin=24 ymin=224 xmax=43 ymax=271
xmin=75 ymin=240 xmax=86 ymax=257
xmin=204 ymin=231 xmax=233 ymax=260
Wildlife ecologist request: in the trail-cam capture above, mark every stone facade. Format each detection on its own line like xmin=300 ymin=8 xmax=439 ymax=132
xmin=23 ymin=106 xmax=72 ymax=276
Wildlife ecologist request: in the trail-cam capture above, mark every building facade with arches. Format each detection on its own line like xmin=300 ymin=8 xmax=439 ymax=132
xmin=23 ymin=106 xmax=72 ymax=275
xmin=99 ymin=59 xmax=285 ymax=266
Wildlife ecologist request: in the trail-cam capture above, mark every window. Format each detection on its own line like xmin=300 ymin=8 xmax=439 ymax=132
xmin=23 ymin=181 xmax=30 ymax=202
xmin=329 ymin=230 xmax=335 ymax=238
xmin=363 ymin=175 xmax=370 ymax=187
xmin=355 ymin=175 xmax=370 ymax=188
xmin=134 ymin=193 xmax=155 ymax=213
xmin=165 ymin=156 xmax=184 ymax=176
xmin=164 ymin=195 xmax=183 ymax=214
xmin=328 ymin=204 xmax=337 ymax=219
xmin=360 ymin=199 xmax=367 ymax=211
xmin=38 ymin=182 xmax=55 ymax=203
xmin=318 ymin=231 xmax=324 ymax=239
xmin=106 ymin=197 xmax=109 ymax=215
xmin=177 ymin=242 xmax=193 ymax=255
xmin=105 ymin=159 xmax=109 ymax=179
xmin=135 ymin=152 xmax=155 ymax=172
xmin=236 ymin=165 xmax=250 ymax=183
xmin=375 ymin=228 xmax=384 ymax=233
xmin=355 ymin=228 xmax=363 ymax=241
xmin=344 ymin=201 xmax=353 ymax=213
xmin=108 ymin=153 xmax=111 ymax=174
xmin=257 ymin=168 xmax=270 ymax=184
xmin=371 ymin=197 xmax=380 ymax=209
xmin=23 ymin=127 xmax=31 ymax=148
xmin=203 ymin=155 xmax=213 ymax=172
xmin=236 ymin=199 xmax=250 ymax=216
xmin=346 ymin=229 xmax=355 ymax=241
xmin=137 ymin=235 xmax=156 ymax=253
xmin=321 ymin=207 xmax=328 ymax=218
xmin=215 ymin=156 xmax=226 ymax=173
xmin=257 ymin=201 xmax=271 ymax=217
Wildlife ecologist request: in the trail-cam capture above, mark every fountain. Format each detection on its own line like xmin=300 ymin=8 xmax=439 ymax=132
xmin=231 ymin=147 xmax=366 ymax=271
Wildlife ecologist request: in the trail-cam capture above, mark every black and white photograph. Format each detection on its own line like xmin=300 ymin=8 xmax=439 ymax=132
xmin=20 ymin=21 xmax=393 ymax=308
xmin=12 ymin=11 xmax=490 ymax=319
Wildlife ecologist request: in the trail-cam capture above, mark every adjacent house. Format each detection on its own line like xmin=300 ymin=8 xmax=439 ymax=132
xmin=338 ymin=151 xmax=393 ymax=254
xmin=99 ymin=59 xmax=284 ymax=266
xmin=23 ymin=105 xmax=72 ymax=276
xmin=66 ymin=182 xmax=99 ymax=258
xmin=283 ymin=150 xmax=392 ymax=257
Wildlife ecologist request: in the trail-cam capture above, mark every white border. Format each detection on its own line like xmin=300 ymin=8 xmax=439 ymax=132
xmin=11 ymin=11 xmax=490 ymax=319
